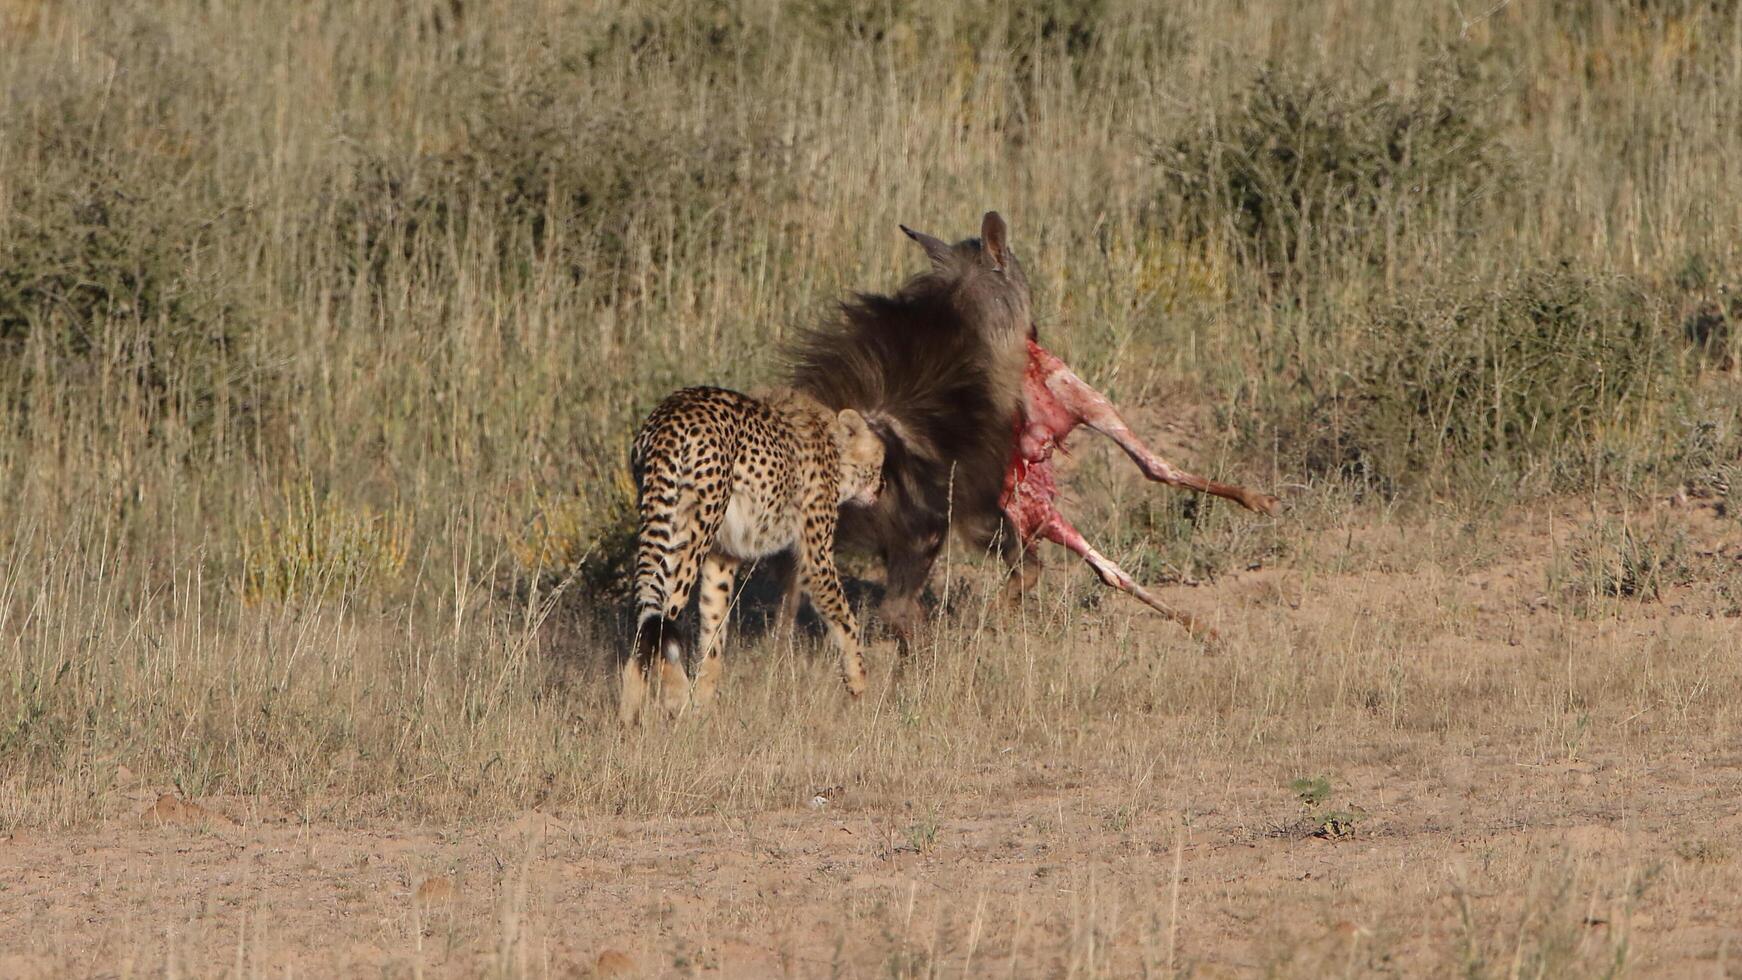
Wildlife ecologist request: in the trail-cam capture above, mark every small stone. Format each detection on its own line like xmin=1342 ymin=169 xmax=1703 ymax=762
xmin=144 ymin=794 xmax=234 ymax=828
xmin=415 ymin=876 xmax=455 ymax=906
xmin=594 ymin=949 xmax=637 ymax=977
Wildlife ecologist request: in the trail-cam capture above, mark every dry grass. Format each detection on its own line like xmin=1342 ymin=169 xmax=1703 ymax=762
xmin=3 ymin=0 xmax=1742 ymax=975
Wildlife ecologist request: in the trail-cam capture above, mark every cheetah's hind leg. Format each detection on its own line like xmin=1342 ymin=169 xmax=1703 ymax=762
xmin=622 ymin=616 xmax=683 ymax=726
xmin=691 ymin=552 xmax=740 ymax=708
xmin=619 ymin=657 xmax=649 ymax=727
xmin=657 ymin=649 xmax=692 ymax=717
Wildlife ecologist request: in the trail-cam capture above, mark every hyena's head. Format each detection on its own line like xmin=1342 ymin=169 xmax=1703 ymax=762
xmin=831 ymin=408 xmax=886 ymax=508
xmin=899 ymin=211 xmax=1035 ymax=349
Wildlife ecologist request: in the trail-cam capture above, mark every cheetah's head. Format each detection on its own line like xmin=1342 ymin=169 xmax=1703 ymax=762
xmin=831 ymin=408 xmax=885 ymax=508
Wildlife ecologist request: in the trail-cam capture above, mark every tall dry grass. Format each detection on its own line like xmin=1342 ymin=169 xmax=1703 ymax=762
xmin=1 ymin=0 xmax=1741 ymax=846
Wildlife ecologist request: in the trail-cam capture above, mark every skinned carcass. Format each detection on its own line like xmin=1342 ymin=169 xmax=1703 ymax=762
xmin=1003 ymin=340 xmax=1280 ymax=640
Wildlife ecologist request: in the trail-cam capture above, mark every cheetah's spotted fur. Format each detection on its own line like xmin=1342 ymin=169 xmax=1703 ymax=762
xmin=622 ymin=386 xmax=884 ymax=724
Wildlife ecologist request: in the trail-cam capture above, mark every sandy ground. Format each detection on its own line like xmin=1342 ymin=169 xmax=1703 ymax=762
xmin=7 ymin=743 xmax=1742 ymax=977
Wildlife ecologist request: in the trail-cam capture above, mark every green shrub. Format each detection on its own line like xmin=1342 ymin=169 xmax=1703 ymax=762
xmin=1551 ymin=0 xmax=1741 ymax=32
xmin=507 ymin=467 xmax=640 ymax=602
xmin=328 ymin=55 xmax=767 ymax=296
xmin=1158 ymin=51 xmax=1505 ymax=286
xmin=1675 ymin=262 xmax=1740 ymax=371
xmin=799 ymin=0 xmax=1100 ymax=51
xmin=586 ymin=0 xmax=767 ymax=67
xmin=1269 ymin=266 xmax=1682 ymax=494
xmin=1668 ymin=407 xmax=1742 ymax=514
xmin=0 ymin=81 xmax=254 ymax=441
xmin=793 ymin=0 xmax=1186 ymax=79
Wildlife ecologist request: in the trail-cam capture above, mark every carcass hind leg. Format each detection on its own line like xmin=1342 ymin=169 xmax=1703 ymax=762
xmin=1038 ymin=513 xmax=1219 ymax=645
xmin=993 ymin=521 xmax=1044 ymax=608
xmin=1039 ymin=345 xmax=1281 ymax=515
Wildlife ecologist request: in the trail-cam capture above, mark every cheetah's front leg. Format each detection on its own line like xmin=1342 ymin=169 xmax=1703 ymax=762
xmin=800 ymin=516 xmax=868 ymax=698
xmin=692 ymin=552 xmax=740 ymax=708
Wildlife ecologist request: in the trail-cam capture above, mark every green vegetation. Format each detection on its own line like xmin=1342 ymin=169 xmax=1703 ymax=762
xmin=1159 ymin=52 xmax=1507 ymax=284
xmin=1 ymin=0 xmax=1739 ymax=829
xmin=1278 ymin=267 xmax=1682 ymax=494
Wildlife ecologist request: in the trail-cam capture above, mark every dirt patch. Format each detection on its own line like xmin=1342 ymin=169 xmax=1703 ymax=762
xmin=7 ymin=760 xmax=1740 ymax=976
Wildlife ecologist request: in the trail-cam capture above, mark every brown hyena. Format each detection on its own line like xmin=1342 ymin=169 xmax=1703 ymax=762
xmin=784 ymin=212 xmax=1034 ymax=644
xmin=785 ymin=211 xmax=1281 ymax=645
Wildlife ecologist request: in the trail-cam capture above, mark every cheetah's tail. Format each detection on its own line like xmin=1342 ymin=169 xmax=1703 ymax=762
xmin=633 ymin=613 xmax=687 ymax=670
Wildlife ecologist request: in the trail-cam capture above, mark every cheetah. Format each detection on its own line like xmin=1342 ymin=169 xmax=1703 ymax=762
xmin=621 ymin=385 xmax=885 ymax=725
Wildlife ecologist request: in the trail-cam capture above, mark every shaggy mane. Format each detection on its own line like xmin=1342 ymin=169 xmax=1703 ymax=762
xmin=785 ymin=275 xmax=1017 ymax=551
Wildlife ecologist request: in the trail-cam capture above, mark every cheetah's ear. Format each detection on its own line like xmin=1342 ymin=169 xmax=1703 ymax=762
xmin=831 ymin=408 xmax=873 ymax=450
xmin=900 ymin=224 xmax=953 ymax=270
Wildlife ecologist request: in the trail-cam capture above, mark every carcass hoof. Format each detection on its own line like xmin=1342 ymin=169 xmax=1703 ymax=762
xmin=1244 ymin=491 xmax=1283 ymax=516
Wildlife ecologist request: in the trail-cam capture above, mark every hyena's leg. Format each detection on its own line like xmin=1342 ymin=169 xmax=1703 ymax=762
xmin=801 ymin=513 xmax=868 ymax=698
xmin=878 ymin=526 xmax=944 ymax=652
xmin=692 ymin=552 xmax=740 ymax=707
xmin=769 ymin=549 xmax=802 ymax=639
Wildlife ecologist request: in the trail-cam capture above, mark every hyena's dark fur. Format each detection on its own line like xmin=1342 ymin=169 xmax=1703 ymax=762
xmin=784 ymin=212 xmax=1035 ymax=641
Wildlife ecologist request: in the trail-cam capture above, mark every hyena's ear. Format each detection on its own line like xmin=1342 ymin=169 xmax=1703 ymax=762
xmin=900 ymin=224 xmax=953 ymax=270
xmin=981 ymin=211 xmax=1010 ymax=272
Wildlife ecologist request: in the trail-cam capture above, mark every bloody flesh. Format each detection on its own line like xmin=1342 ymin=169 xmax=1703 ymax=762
xmin=1000 ymin=340 xmax=1279 ymax=639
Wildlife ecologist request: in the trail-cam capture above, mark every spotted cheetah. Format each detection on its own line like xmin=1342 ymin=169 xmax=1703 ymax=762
xmin=622 ymin=385 xmax=885 ymax=725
